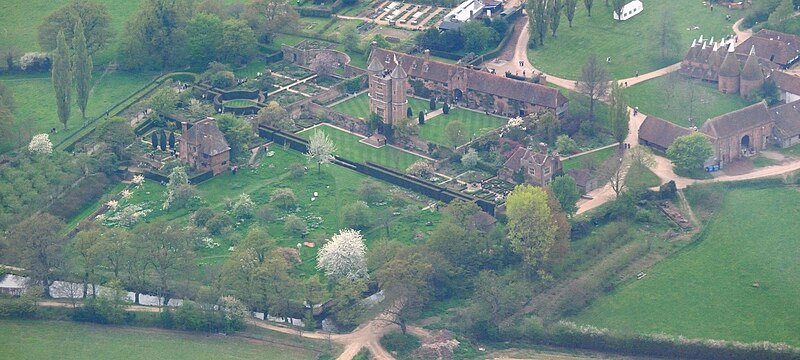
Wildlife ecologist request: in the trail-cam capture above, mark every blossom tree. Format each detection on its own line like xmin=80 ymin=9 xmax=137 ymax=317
xmin=309 ymin=52 xmax=338 ymax=79
xmin=316 ymin=229 xmax=368 ymax=281
xmin=28 ymin=133 xmax=53 ymax=154
xmin=306 ymin=130 xmax=336 ymax=173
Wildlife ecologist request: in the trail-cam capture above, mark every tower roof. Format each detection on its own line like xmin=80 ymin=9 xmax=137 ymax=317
xmin=718 ymin=51 xmax=740 ymax=77
xmin=741 ymin=45 xmax=764 ymax=81
xmin=367 ymin=56 xmax=385 ymax=72
xmin=390 ymin=62 xmax=407 ymax=79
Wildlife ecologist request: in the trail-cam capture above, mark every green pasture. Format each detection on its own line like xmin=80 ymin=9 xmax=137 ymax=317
xmin=575 ymin=187 xmax=800 ymax=346
xmin=0 ymin=71 xmax=156 ymax=153
xmin=418 ymin=108 xmax=505 ymax=146
xmin=527 ymin=0 xmax=739 ymax=79
xmin=331 ymin=92 xmax=430 ymax=120
xmin=298 ymin=123 xmax=423 ymax=170
xmin=0 ymin=320 xmax=320 ymax=360
xmin=626 ymin=75 xmax=755 ymax=127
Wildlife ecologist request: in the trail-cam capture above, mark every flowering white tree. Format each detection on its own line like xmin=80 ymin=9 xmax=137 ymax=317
xmin=28 ymin=133 xmax=53 ymax=154
xmin=233 ymin=193 xmax=255 ymax=219
xmin=316 ymin=229 xmax=368 ymax=281
xmin=306 ymin=130 xmax=336 ymax=173
xmin=162 ymin=166 xmax=192 ymax=210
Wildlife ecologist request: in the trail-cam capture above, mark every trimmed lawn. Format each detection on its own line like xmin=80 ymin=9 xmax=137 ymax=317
xmin=0 ymin=320 xmax=320 ymax=360
xmin=625 ymin=75 xmax=755 ymax=127
xmin=1 ymin=71 xmax=157 ymax=153
xmin=419 ymin=108 xmax=505 ymax=146
xmin=574 ymin=187 xmax=800 ymax=346
xmin=562 ymin=146 xmax=617 ymax=172
xmin=331 ymin=92 xmax=430 ymax=120
xmin=527 ymin=0 xmax=739 ymax=79
xmin=298 ymin=124 xmax=422 ymax=170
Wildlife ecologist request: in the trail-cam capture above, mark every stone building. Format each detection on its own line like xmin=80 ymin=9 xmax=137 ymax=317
xmin=699 ymin=101 xmax=772 ymax=164
xmin=498 ymin=143 xmax=562 ymax=187
xmin=179 ymin=120 xmax=231 ymax=175
xmin=639 ymin=102 xmax=775 ymax=166
xmin=367 ymin=48 xmax=569 ymax=118
xmin=367 ymin=56 xmax=409 ymax=126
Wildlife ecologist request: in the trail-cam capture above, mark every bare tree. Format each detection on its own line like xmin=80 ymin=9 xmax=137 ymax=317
xmin=576 ymin=55 xmax=609 ymax=120
xmin=652 ymin=10 xmax=681 ymax=61
xmin=583 ymin=0 xmax=594 ymax=17
xmin=599 ymin=152 xmax=626 ymax=197
xmin=612 ymin=0 xmax=625 ymax=21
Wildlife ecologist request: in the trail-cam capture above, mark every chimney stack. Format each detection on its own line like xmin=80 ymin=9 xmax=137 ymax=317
xmin=538 ymin=142 xmax=547 ymax=154
xmin=424 ymin=49 xmax=430 ymax=61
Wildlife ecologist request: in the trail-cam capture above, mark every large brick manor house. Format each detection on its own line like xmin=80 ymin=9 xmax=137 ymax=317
xmin=366 ymin=47 xmax=569 ymax=126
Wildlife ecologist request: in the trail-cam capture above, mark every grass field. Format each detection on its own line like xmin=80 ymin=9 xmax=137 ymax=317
xmin=298 ymin=124 xmax=423 ymax=170
xmin=562 ymin=146 xmax=617 ymax=172
xmin=0 ymin=320 xmax=320 ymax=360
xmin=418 ymin=108 xmax=505 ymax=146
xmin=331 ymin=92 xmax=430 ymax=120
xmin=527 ymin=0 xmax=739 ymax=79
xmin=0 ymin=71 xmax=157 ymax=153
xmin=574 ymin=187 xmax=800 ymax=346
xmin=625 ymin=75 xmax=755 ymax=127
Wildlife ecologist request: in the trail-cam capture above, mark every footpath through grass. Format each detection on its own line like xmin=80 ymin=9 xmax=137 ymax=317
xmin=298 ymin=124 xmax=423 ymax=170
xmin=0 ymin=319 xmax=320 ymax=360
xmin=527 ymin=0 xmax=738 ymax=79
xmin=626 ymin=75 xmax=755 ymax=127
xmin=574 ymin=187 xmax=800 ymax=346
xmin=419 ymin=108 xmax=505 ymax=147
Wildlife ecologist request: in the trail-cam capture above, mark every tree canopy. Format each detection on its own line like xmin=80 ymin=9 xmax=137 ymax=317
xmin=667 ymin=132 xmax=713 ymax=171
xmin=38 ymin=0 xmax=114 ymax=54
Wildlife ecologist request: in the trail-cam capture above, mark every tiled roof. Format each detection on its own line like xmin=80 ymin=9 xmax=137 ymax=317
xmin=638 ymin=116 xmax=692 ymax=150
xmin=737 ymin=29 xmax=800 ymax=66
xmin=369 ymin=48 xmax=567 ymax=109
xmin=184 ymin=121 xmax=230 ymax=157
xmin=770 ymin=99 xmax=800 ymax=138
xmin=699 ymin=101 xmax=771 ymax=139
xmin=770 ymin=70 xmax=800 ymax=95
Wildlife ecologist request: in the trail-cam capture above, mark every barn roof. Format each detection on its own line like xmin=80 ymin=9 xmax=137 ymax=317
xmin=699 ymin=101 xmax=771 ymax=139
xmin=770 ymin=100 xmax=800 ymax=139
xmin=770 ymin=70 xmax=800 ymax=95
xmin=737 ymin=29 xmax=800 ymax=66
xmin=638 ymin=116 xmax=692 ymax=150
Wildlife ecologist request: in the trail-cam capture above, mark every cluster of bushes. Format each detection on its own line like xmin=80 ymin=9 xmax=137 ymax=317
xmin=417 ymin=18 xmax=509 ymax=54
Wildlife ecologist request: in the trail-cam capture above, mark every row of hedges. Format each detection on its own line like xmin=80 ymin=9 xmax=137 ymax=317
xmin=46 ymin=173 xmax=113 ymax=222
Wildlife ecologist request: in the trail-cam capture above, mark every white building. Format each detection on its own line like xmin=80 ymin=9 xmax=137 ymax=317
xmin=613 ymin=0 xmax=643 ymax=21
xmin=439 ymin=0 xmax=485 ymax=30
